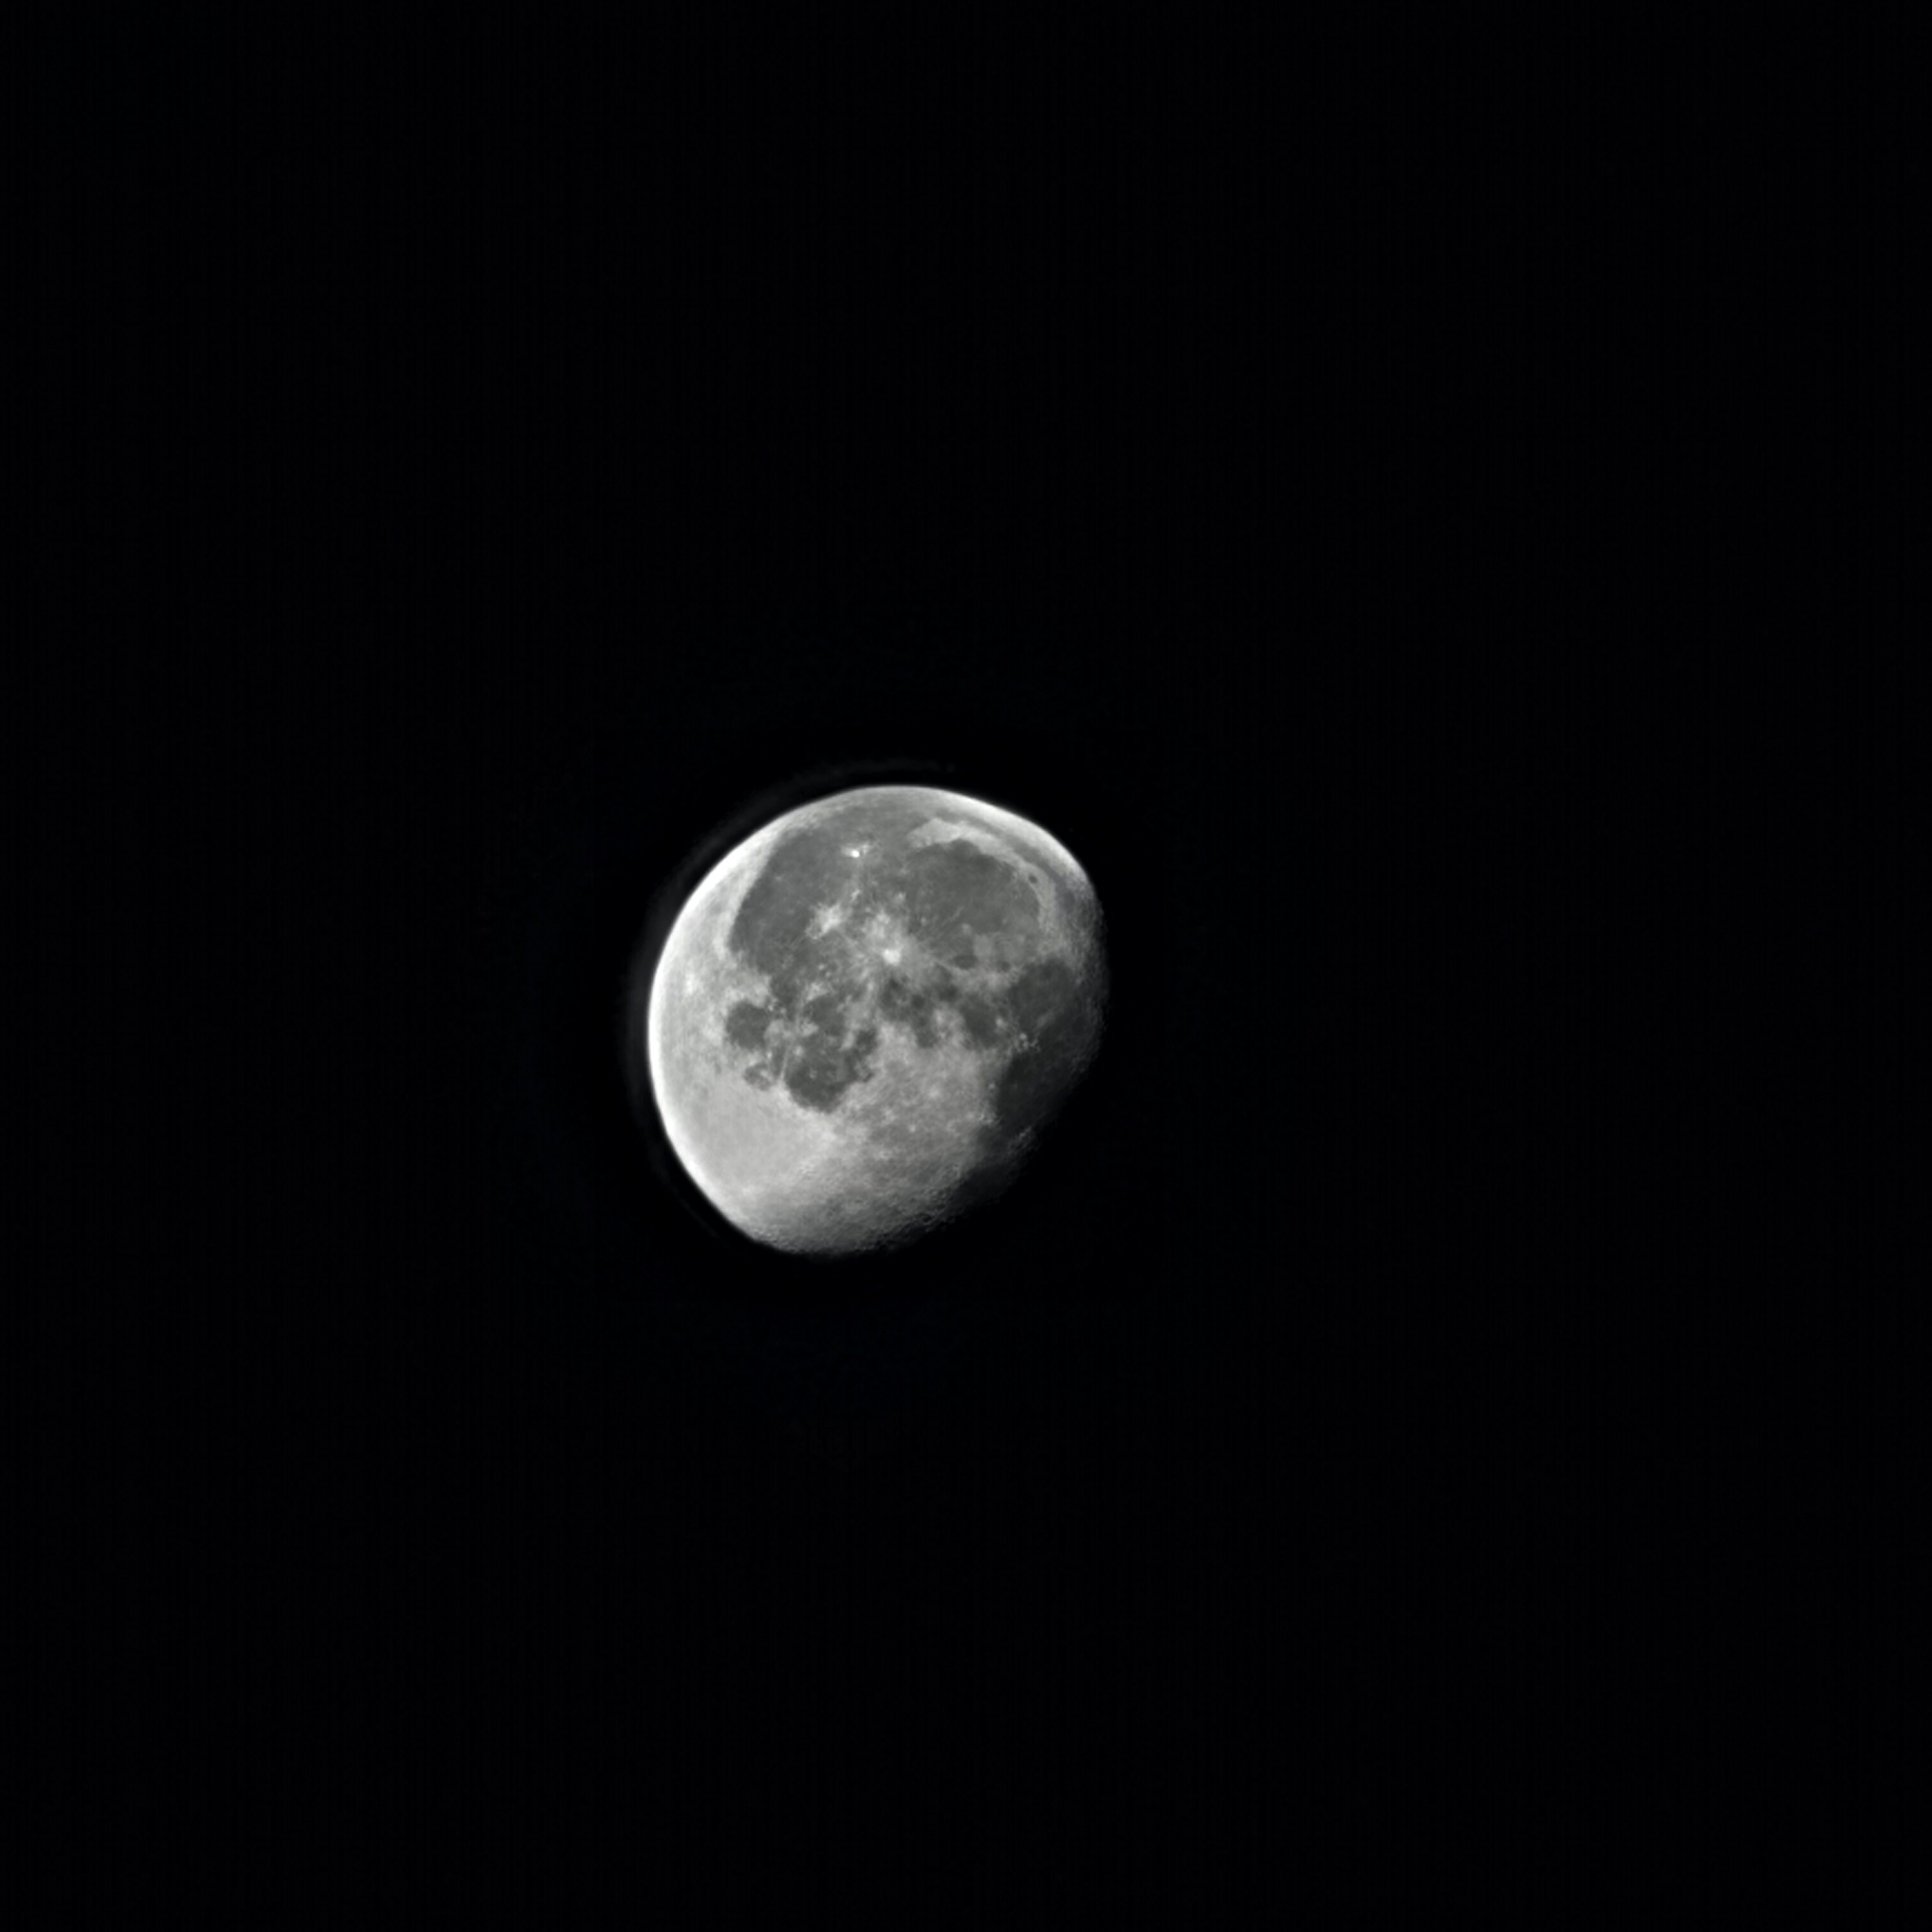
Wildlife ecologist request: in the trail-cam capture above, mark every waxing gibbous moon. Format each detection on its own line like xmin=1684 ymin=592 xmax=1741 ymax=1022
xmin=633 ymin=785 xmax=1107 ymax=1255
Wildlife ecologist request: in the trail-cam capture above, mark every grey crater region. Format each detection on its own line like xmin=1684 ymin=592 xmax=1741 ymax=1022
xmin=635 ymin=786 xmax=1107 ymax=1255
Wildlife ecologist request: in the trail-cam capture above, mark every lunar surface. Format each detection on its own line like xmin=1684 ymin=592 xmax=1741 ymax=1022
xmin=636 ymin=786 xmax=1107 ymax=1255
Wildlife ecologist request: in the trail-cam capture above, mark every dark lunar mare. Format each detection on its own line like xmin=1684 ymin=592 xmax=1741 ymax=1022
xmin=898 ymin=838 xmax=1042 ymax=966
xmin=723 ymin=825 xmax=877 ymax=1110
xmin=724 ymin=1001 xmax=772 ymax=1050
xmin=721 ymin=806 xmax=1095 ymax=1122
xmin=985 ymin=959 xmax=1092 ymax=1145
xmin=727 ymin=827 xmax=855 ymax=1004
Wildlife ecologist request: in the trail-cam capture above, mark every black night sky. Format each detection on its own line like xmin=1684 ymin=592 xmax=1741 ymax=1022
xmin=78 ymin=15 xmax=1732 ymax=1920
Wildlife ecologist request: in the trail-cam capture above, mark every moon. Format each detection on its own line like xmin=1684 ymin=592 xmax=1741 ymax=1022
xmin=634 ymin=785 xmax=1107 ymax=1255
